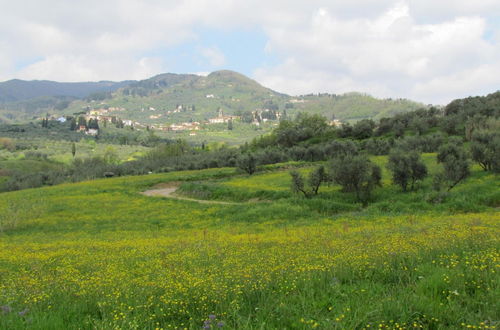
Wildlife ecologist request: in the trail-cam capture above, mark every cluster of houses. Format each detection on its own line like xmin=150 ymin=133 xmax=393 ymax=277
xmin=329 ymin=119 xmax=342 ymax=127
xmin=82 ymin=106 xmax=242 ymax=129
xmin=45 ymin=102 xmax=342 ymax=136
xmin=77 ymin=125 xmax=99 ymax=136
xmin=207 ymin=109 xmax=240 ymax=124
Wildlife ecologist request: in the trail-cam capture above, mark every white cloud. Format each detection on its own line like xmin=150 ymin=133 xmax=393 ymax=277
xmin=192 ymin=71 xmax=210 ymax=77
xmin=200 ymin=46 xmax=226 ymax=67
xmin=0 ymin=0 xmax=499 ymax=103
xmin=254 ymin=2 xmax=500 ymax=104
xmin=17 ymin=55 xmax=164 ymax=82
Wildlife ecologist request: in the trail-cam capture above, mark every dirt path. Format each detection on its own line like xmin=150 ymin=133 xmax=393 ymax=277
xmin=141 ymin=183 xmax=241 ymax=205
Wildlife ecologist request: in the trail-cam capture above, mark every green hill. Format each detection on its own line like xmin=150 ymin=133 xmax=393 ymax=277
xmin=0 ymin=79 xmax=130 ymax=103
xmin=1 ymin=70 xmax=425 ymax=124
xmin=67 ymin=70 xmax=424 ymax=124
xmin=0 ymin=79 xmax=132 ymax=123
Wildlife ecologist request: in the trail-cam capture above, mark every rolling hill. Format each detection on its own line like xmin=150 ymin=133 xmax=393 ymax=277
xmin=0 ymin=79 xmax=132 ymax=123
xmin=0 ymin=70 xmax=425 ymax=124
xmin=0 ymin=79 xmax=131 ymax=103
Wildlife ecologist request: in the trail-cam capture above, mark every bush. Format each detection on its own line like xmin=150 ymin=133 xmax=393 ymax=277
xmin=289 ymin=166 xmax=326 ymax=198
xmin=0 ymin=138 xmax=15 ymax=151
xmin=435 ymin=143 xmax=470 ymax=191
xmin=237 ymin=153 xmax=257 ymax=175
xmin=364 ymin=138 xmax=391 ymax=155
xmin=387 ymin=150 xmax=428 ymax=191
xmin=329 ymin=155 xmax=381 ymax=205
xmin=470 ymin=130 xmax=500 ymax=172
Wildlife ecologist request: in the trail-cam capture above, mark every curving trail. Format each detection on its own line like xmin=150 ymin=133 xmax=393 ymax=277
xmin=141 ymin=183 xmax=241 ymax=205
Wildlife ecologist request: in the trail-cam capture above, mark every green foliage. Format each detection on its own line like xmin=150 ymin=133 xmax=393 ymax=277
xmin=0 ymin=137 xmax=15 ymax=151
xmin=470 ymin=130 xmax=500 ymax=172
xmin=352 ymin=119 xmax=375 ymax=139
xmin=289 ymin=170 xmax=306 ymax=196
xmin=272 ymin=113 xmax=330 ymax=147
xmin=387 ymin=150 xmax=428 ymax=191
xmin=435 ymin=142 xmax=470 ymax=191
xmin=308 ymin=165 xmax=326 ymax=195
xmin=364 ymin=138 xmax=391 ymax=155
xmin=329 ymin=155 xmax=381 ymax=205
xmin=289 ymin=165 xmax=326 ymax=198
xmin=237 ymin=153 xmax=257 ymax=175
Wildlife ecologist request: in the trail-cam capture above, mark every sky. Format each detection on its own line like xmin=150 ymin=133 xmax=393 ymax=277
xmin=1 ymin=0 xmax=499 ymax=104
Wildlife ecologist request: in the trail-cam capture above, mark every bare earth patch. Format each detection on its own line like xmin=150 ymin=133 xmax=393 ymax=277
xmin=141 ymin=183 xmax=240 ymax=205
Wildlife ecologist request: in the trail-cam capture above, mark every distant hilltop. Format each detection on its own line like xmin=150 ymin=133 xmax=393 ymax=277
xmin=0 ymin=70 xmax=424 ymax=125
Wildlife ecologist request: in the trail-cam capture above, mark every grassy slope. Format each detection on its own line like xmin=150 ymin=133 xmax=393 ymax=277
xmin=0 ymin=159 xmax=498 ymax=329
xmin=178 ymin=154 xmax=499 ymax=216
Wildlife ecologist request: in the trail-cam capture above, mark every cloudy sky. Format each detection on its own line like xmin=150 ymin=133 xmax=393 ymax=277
xmin=1 ymin=0 xmax=499 ymax=104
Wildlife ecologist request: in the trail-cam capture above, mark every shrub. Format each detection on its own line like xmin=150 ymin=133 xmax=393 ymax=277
xmin=237 ymin=153 xmax=257 ymax=175
xmin=289 ymin=166 xmax=327 ymax=198
xmin=435 ymin=143 xmax=470 ymax=191
xmin=0 ymin=138 xmax=15 ymax=151
xmin=470 ymin=130 xmax=500 ymax=172
xmin=329 ymin=155 xmax=381 ymax=205
xmin=387 ymin=150 xmax=428 ymax=191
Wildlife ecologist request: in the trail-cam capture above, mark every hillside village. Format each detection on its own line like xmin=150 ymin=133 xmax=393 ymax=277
xmin=42 ymin=102 xmax=328 ymax=136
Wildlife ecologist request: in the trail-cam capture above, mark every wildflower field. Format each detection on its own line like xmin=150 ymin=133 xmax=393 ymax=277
xmin=0 ymin=157 xmax=499 ymax=329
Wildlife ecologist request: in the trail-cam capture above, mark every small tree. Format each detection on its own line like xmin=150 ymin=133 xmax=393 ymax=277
xmin=71 ymin=143 xmax=76 ymax=158
xmin=237 ymin=153 xmax=257 ymax=175
xmin=435 ymin=143 xmax=470 ymax=191
xmin=103 ymin=146 xmax=119 ymax=165
xmin=470 ymin=130 xmax=500 ymax=172
xmin=410 ymin=117 xmax=428 ymax=136
xmin=387 ymin=150 xmax=428 ymax=191
xmin=290 ymin=166 xmax=326 ymax=198
xmin=227 ymin=119 xmax=233 ymax=131
xmin=0 ymin=138 xmax=15 ymax=152
xmin=352 ymin=119 xmax=375 ymax=139
xmin=329 ymin=155 xmax=381 ymax=205
xmin=393 ymin=121 xmax=405 ymax=138
xmin=290 ymin=170 xmax=307 ymax=196
xmin=309 ymin=166 xmax=326 ymax=195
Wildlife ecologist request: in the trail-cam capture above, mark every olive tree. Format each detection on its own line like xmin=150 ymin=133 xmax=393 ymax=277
xmin=434 ymin=143 xmax=470 ymax=191
xmin=290 ymin=166 xmax=326 ymax=198
xmin=237 ymin=153 xmax=257 ymax=175
xmin=329 ymin=155 xmax=381 ymax=205
xmin=387 ymin=150 xmax=428 ymax=191
xmin=470 ymin=130 xmax=500 ymax=172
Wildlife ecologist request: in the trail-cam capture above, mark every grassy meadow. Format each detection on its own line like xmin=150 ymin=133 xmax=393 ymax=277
xmin=0 ymin=155 xmax=499 ymax=329
xmin=0 ymin=138 xmax=149 ymax=164
xmin=0 ymin=137 xmax=150 ymax=191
